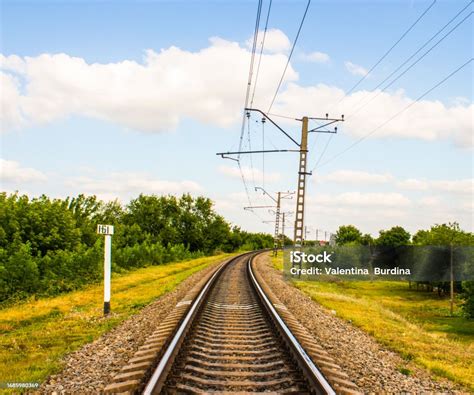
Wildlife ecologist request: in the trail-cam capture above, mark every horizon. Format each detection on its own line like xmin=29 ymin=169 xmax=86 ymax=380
xmin=1 ymin=0 xmax=473 ymax=238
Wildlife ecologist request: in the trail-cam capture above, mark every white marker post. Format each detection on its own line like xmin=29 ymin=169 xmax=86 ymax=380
xmin=97 ymin=224 xmax=114 ymax=315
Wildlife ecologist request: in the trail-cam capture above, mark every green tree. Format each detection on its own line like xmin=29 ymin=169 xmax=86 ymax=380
xmin=460 ymin=281 xmax=474 ymax=318
xmin=376 ymin=226 xmax=411 ymax=247
xmin=413 ymin=223 xmax=474 ymax=316
xmin=360 ymin=233 xmax=375 ymax=246
xmin=125 ymin=194 xmax=179 ymax=245
xmin=0 ymin=242 xmax=39 ymax=300
xmin=66 ymin=194 xmax=102 ymax=246
xmin=335 ymin=225 xmax=362 ymax=245
xmin=0 ymin=192 xmax=275 ymax=303
xmin=412 ymin=223 xmax=472 ymax=246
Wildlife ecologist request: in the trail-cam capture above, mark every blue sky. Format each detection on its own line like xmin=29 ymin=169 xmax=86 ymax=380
xmin=1 ymin=0 xmax=472 ymax=237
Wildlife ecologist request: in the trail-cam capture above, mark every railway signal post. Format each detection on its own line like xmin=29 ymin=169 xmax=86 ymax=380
xmin=97 ymin=224 xmax=114 ymax=315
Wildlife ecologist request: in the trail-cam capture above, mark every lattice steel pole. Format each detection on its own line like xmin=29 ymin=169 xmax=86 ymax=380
xmin=281 ymin=212 xmax=286 ymax=250
xmin=293 ymin=116 xmax=309 ymax=248
xmin=273 ymin=192 xmax=281 ymax=256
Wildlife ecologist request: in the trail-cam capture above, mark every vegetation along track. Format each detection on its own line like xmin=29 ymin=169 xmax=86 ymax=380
xmin=105 ymin=251 xmax=360 ymax=394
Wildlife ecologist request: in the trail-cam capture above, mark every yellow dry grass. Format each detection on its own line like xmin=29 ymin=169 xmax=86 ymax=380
xmin=271 ymin=253 xmax=474 ymax=390
xmin=0 ymin=253 xmax=233 ymax=387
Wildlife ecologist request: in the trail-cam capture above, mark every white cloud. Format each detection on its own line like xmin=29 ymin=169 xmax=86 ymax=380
xmin=271 ymin=83 xmax=473 ymax=147
xmin=313 ymin=191 xmax=411 ymax=208
xmin=213 ymin=191 xmax=249 ymax=212
xmin=397 ymin=178 xmax=429 ymax=190
xmin=418 ymin=196 xmax=441 ymax=207
xmin=317 ymin=169 xmax=472 ymax=197
xmin=0 ymin=159 xmax=47 ymax=183
xmin=65 ymin=172 xmax=202 ymax=201
xmin=1 ymin=35 xmax=472 ymax=148
xmin=345 ymin=90 xmax=473 ymax=147
xmin=0 ymin=73 xmax=24 ymax=131
xmin=218 ymin=165 xmax=280 ymax=183
xmin=246 ymin=29 xmax=291 ymax=53
xmin=0 ymin=38 xmax=297 ymax=133
xmin=303 ymin=190 xmax=471 ymax=235
xmin=397 ymin=178 xmax=473 ymax=195
xmin=345 ymin=61 xmax=368 ymax=76
xmin=300 ymin=51 xmax=330 ymax=63
xmin=320 ymin=170 xmax=392 ymax=184
xmin=303 ymin=192 xmax=414 ymax=235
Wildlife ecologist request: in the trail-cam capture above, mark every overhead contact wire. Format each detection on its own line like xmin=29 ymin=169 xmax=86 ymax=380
xmin=267 ymin=0 xmax=311 ymax=113
xmin=316 ymin=58 xmax=473 ymax=169
xmin=333 ymin=0 xmax=437 ymax=108
xmin=346 ymin=9 xmax=473 ymax=119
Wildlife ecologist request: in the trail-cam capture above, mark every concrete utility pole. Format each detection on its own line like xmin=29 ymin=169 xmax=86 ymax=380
xmin=292 ymin=114 xmax=344 ymax=248
xmin=216 ymin=109 xmax=343 ymax=249
xmin=281 ymin=212 xmax=286 ymax=249
xmin=273 ymin=192 xmax=281 ymax=254
xmin=294 ymin=117 xmax=309 ymax=248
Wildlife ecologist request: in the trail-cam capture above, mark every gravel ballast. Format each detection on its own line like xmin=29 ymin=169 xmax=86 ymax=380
xmin=40 ymin=261 xmax=221 ymax=394
xmin=253 ymin=253 xmax=466 ymax=394
xmin=40 ymin=252 xmax=467 ymax=393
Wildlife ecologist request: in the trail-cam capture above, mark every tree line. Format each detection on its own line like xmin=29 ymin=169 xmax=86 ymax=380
xmin=0 ymin=192 xmax=273 ymax=304
xmin=333 ymin=223 xmax=474 ymax=318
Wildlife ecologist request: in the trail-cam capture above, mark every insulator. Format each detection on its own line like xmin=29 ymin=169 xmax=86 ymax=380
xmin=262 ymin=117 xmax=266 ymax=123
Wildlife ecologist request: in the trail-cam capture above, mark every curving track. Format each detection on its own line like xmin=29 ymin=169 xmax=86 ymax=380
xmin=143 ymin=252 xmax=335 ymax=394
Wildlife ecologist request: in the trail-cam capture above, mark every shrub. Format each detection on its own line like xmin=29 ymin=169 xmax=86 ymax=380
xmin=460 ymin=281 xmax=474 ymax=318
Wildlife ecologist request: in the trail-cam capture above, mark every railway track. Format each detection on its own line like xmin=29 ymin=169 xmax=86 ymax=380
xmin=105 ymin=252 xmax=359 ymax=394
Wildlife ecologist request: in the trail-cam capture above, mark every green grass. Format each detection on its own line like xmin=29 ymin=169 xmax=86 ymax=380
xmin=0 ymin=253 xmax=234 ymax=388
xmin=271 ymin=253 xmax=474 ymax=390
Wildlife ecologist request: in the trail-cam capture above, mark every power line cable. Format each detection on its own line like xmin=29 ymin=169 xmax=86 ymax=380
xmin=315 ymin=58 xmax=473 ymax=169
xmin=262 ymin=117 xmax=265 ymax=188
xmin=332 ymin=0 xmax=437 ymax=109
xmin=246 ymin=113 xmax=257 ymax=189
xmin=238 ymin=0 xmax=263 ymax=158
xmin=250 ymin=0 xmax=273 ymax=109
xmin=346 ymin=8 xmax=473 ymax=119
xmin=314 ymin=13 xmax=472 ymax=172
xmin=318 ymin=11 xmax=473 ymax=174
xmin=313 ymin=0 xmax=439 ymax=169
xmin=267 ymin=0 xmax=311 ymax=113
xmin=235 ymin=0 xmax=263 ymax=209
xmin=311 ymin=133 xmax=334 ymax=171
xmin=248 ymin=0 xmax=273 ymax=195
xmin=346 ymin=1 xmax=472 ymax=117
xmin=267 ymin=112 xmax=299 ymax=121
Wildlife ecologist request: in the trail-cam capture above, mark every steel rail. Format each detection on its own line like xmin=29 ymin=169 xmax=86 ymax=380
xmin=247 ymin=254 xmax=336 ymax=395
xmin=143 ymin=250 xmax=336 ymax=394
xmin=143 ymin=252 xmax=253 ymax=395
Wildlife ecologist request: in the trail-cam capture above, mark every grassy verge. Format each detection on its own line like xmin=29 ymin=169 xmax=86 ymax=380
xmin=0 ymin=253 xmax=234 ymax=387
xmin=271 ymin=253 xmax=474 ymax=390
